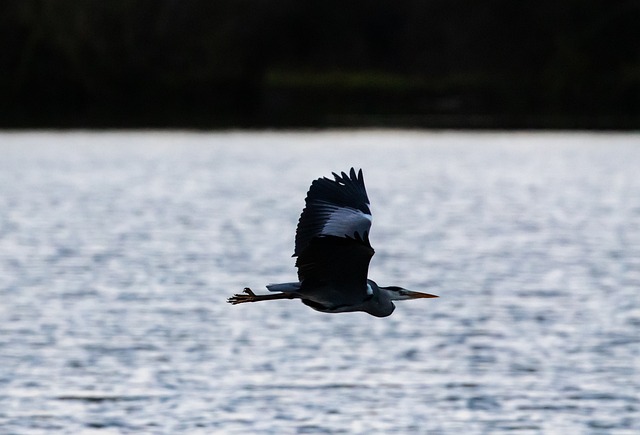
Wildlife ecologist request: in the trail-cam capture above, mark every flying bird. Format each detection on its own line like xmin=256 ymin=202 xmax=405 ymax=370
xmin=227 ymin=168 xmax=438 ymax=317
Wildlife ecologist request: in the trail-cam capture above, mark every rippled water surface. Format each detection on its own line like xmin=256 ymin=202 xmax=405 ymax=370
xmin=1 ymin=131 xmax=639 ymax=434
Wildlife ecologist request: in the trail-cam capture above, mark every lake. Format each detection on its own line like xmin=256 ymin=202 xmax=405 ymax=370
xmin=0 ymin=130 xmax=639 ymax=434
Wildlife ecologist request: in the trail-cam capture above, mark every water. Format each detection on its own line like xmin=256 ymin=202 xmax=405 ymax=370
xmin=0 ymin=130 xmax=639 ymax=434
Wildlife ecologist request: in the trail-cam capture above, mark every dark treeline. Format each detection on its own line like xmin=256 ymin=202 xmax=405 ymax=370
xmin=1 ymin=0 xmax=639 ymax=129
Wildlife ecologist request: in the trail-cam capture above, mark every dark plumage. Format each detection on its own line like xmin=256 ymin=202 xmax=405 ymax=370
xmin=227 ymin=168 xmax=438 ymax=317
xmin=294 ymin=168 xmax=371 ymax=257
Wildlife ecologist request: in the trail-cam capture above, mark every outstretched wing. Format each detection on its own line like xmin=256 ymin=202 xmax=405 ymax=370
xmin=295 ymin=234 xmax=375 ymax=306
xmin=294 ymin=168 xmax=372 ymax=257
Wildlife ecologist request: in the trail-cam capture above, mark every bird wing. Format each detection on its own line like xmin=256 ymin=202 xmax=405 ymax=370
xmin=294 ymin=168 xmax=372 ymax=257
xmin=295 ymin=234 xmax=375 ymax=306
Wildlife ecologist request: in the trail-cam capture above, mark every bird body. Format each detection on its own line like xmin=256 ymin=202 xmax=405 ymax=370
xmin=228 ymin=168 xmax=437 ymax=317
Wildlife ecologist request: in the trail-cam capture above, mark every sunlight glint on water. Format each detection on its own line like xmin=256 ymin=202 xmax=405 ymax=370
xmin=0 ymin=131 xmax=639 ymax=434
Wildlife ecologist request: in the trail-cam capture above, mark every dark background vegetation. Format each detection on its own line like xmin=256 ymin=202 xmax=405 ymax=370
xmin=1 ymin=0 xmax=639 ymax=129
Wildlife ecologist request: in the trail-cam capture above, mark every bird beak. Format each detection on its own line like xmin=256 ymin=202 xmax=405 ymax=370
xmin=405 ymin=290 xmax=439 ymax=299
xmin=395 ymin=289 xmax=439 ymax=300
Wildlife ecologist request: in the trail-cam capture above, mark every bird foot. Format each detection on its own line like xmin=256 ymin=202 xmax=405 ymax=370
xmin=227 ymin=287 xmax=257 ymax=305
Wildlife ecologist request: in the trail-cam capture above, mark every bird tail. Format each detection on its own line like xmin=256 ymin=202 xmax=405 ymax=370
xmin=266 ymin=282 xmax=302 ymax=293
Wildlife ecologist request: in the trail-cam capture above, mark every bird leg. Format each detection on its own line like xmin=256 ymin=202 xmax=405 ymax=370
xmin=227 ymin=287 xmax=297 ymax=305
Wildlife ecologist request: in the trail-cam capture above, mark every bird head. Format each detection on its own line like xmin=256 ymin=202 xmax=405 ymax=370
xmin=379 ymin=286 xmax=439 ymax=301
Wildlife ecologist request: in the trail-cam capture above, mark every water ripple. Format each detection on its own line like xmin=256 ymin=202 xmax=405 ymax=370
xmin=0 ymin=131 xmax=639 ymax=433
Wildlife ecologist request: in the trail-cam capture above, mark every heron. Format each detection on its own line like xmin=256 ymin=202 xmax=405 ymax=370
xmin=227 ymin=168 xmax=438 ymax=317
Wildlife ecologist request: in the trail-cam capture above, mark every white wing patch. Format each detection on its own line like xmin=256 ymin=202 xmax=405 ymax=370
xmin=321 ymin=207 xmax=372 ymax=239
